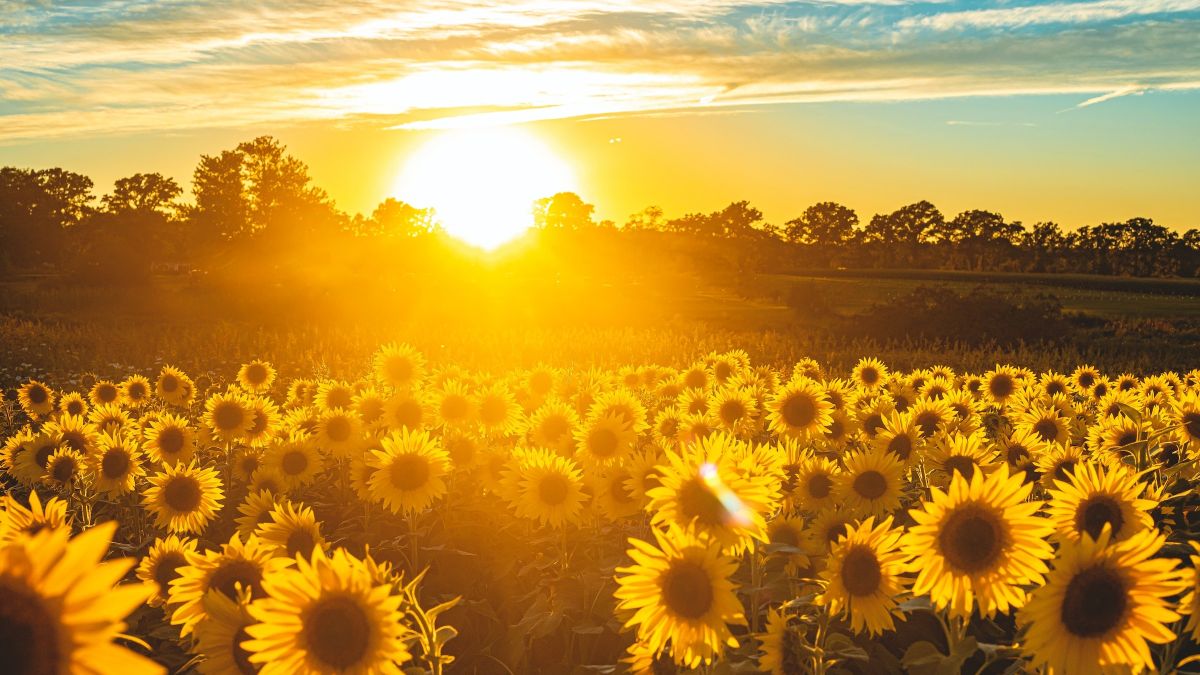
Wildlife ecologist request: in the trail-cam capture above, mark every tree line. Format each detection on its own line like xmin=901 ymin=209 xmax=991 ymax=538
xmin=2 ymin=136 xmax=1197 ymax=279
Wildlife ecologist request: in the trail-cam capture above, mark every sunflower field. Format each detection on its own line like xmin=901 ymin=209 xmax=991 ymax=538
xmin=4 ymin=345 xmax=1200 ymax=674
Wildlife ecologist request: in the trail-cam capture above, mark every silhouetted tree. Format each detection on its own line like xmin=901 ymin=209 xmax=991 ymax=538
xmin=785 ymin=202 xmax=858 ymax=245
xmin=0 ymin=167 xmax=93 ymax=268
xmin=624 ymin=206 xmax=665 ymax=231
xmin=355 ymin=198 xmax=437 ymax=238
xmin=533 ymin=192 xmax=595 ymax=230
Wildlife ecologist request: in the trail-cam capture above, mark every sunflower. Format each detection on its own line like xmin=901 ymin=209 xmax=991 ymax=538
xmin=11 ymin=428 xmax=60 ymax=486
xmin=856 ymin=396 xmax=895 ymax=439
xmin=574 ymin=411 xmax=637 ymax=467
xmin=243 ymin=396 xmax=279 ymax=448
xmin=0 ymin=522 xmax=160 ymax=675
xmin=89 ymin=402 xmax=131 ymax=435
xmin=852 ymin=357 xmax=889 ymax=391
xmin=709 ymin=386 xmax=759 ymax=438
xmin=89 ymin=379 xmax=121 ymax=407
xmin=1038 ymin=372 xmax=1072 ymax=398
xmin=170 ymin=533 xmax=292 ymax=637
xmin=17 ymin=379 xmax=55 ymax=417
xmin=1020 ymin=527 xmax=1185 ymax=674
xmin=156 ymin=365 xmax=195 ymax=407
xmin=120 ymin=374 xmax=153 ymax=408
xmin=1170 ymin=391 xmax=1200 ymax=448
xmin=1184 ymin=542 xmax=1200 ymax=643
xmin=193 ymin=587 xmax=257 ymax=675
xmin=1015 ymin=402 xmax=1071 ymax=446
xmin=1046 ymin=462 xmax=1154 ymax=544
xmin=766 ymin=379 xmax=833 ymax=440
xmin=765 ymin=515 xmax=809 ymax=571
xmin=926 ymin=430 xmax=995 ymax=485
xmin=57 ymin=390 xmax=89 ymax=418
xmin=652 ymin=406 xmax=684 ymax=448
xmin=1087 ymin=413 xmax=1147 ymax=460
xmin=791 ymin=454 xmax=839 ymax=512
xmin=526 ymin=365 xmax=558 ymax=400
xmin=818 ymin=516 xmax=909 ymax=636
xmin=942 ymin=388 xmax=982 ymax=432
xmin=367 ymin=428 xmax=451 ymax=514
xmin=432 ymin=380 xmax=473 ymax=428
xmin=262 ymin=436 xmax=323 ymax=490
xmin=249 ymin=467 xmax=287 ymax=495
xmin=42 ymin=446 xmax=84 ymax=489
xmin=235 ymin=490 xmax=285 ymax=538
xmin=1035 ymin=443 xmax=1084 ymax=489
xmin=528 ymin=397 xmax=580 ymax=454
xmin=647 ymin=434 xmax=775 ymax=553
xmin=591 ymin=466 xmax=643 ymax=520
xmin=143 ymin=461 xmax=225 ymax=534
xmin=1070 ymin=364 xmax=1103 ymax=395
xmin=285 ymin=379 xmax=316 ymax=408
xmin=904 ymin=466 xmax=1054 ymax=618
xmin=802 ymin=508 xmax=856 ymax=558
xmin=0 ymin=490 xmax=71 ymax=542
xmin=510 ymin=448 xmax=588 ymax=528
xmin=983 ymin=365 xmax=1022 ymax=405
xmin=45 ymin=412 xmax=98 ymax=455
xmin=205 ymin=392 xmax=253 ymax=443
xmin=475 ymin=383 xmax=524 ymax=436
xmin=136 ymin=534 xmax=199 ymax=607
xmin=255 ymin=501 xmax=326 ymax=559
xmin=383 ymin=390 xmax=432 ymax=432
xmin=623 ymin=448 xmax=664 ymax=506
xmin=613 ymin=527 xmax=745 ymax=668
xmin=998 ymin=426 xmax=1049 ymax=484
xmin=373 ymin=342 xmax=425 ymax=391
xmin=237 ymin=360 xmax=276 ymax=394
xmin=314 ymin=406 xmax=362 ymax=456
xmin=835 ymin=450 xmax=906 ymax=518
xmin=242 ymin=546 xmax=411 ymax=674
xmin=143 ymin=412 xmax=197 ymax=466
xmin=351 ymin=387 xmax=388 ymax=430
xmin=908 ymin=396 xmax=953 ymax=439
xmin=872 ymin=410 xmax=922 ymax=467
xmin=756 ymin=608 xmax=806 ymax=675
xmin=589 ymin=388 xmax=650 ymax=433
xmin=316 ymin=380 xmax=356 ymax=411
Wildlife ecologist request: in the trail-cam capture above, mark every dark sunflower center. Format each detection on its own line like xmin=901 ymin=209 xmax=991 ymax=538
xmin=445 ymin=438 xmax=476 ymax=464
xmin=34 ymin=445 xmax=55 ymax=470
xmin=770 ymin=522 xmax=801 ymax=548
xmin=687 ymin=399 xmax=706 ymax=415
xmin=853 ymin=470 xmax=888 ymax=500
xmin=989 ymin=374 xmax=1014 ymax=399
xmin=65 ymin=400 xmax=84 ymax=416
xmin=685 ymin=370 xmax=707 ymax=389
xmin=326 ymin=389 xmax=353 ymax=409
xmin=938 ymin=506 xmax=1003 ymax=574
xmin=28 ymin=386 xmax=48 ymax=404
xmin=101 ymin=449 xmax=131 ymax=479
xmin=153 ymin=551 xmax=187 ymax=593
xmin=282 ymin=450 xmax=309 ymax=476
xmin=887 ymin=434 xmax=913 ymax=461
xmin=441 ymin=395 xmax=469 ymax=421
xmin=246 ymin=364 xmax=268 ymax=384
xmin=826 ymin=418 xmax=845 ymax=440
xmin=1076 ymin=495 xmax=1126 ymax=540
xmin=661 ymin=560 xmax=714 ymax=620
xmin=942 ymin=455 xmax=976 ymax=481
xmin=915 ymin=412 xmax=940 ymax=437
xmin=715 ymin=362 xmax=733 ymax=381
xmin=97 ymin=384 xmax=118 ymax=402
xmin=160 ymin=374 xmax=179 ymax=392
xmin=1060 ymin=565 xmax=1127 ymax=638
xmin=232 ymin=627 xmax=256 ymax=675
xmin=863 ymin=414 xmax=884 ymax=437
xmin=305 ymin=595 xmax=372 ymax=669
xmin=678 ymin=478 xmax=728 ymax=526
xmin=659 ymin=417 xmax=679 ymax=438
xmin=394 ymin=400 xmax=423 ymax=429
xmin=247 ymin=411 xmax=268 ymax=436
xmin=158 ymin=427 xmax=185 ymax=455
xmin=164 ymin=476 xmax=203 ymax=512
xmin=1006 ymin=445 xmax=1030 ymax=466
xmin=389 ymin=454 xmax=431 ymax=491
xmin=538 ymin=473 xmax=571 ymax=506
xmin=325 ymin=416 xmax=352 ymax=442
xmin=387 ymin=358 xmax=414 ymax=383
xmin=719 ymin=400 xmax=745 ymax=424
xmin=286 ymin=529 xmax=318 ymax=558
xmin=540 ymin=416 xmax=570 ymax=443
xmin=610 ymin=472 xmax=634 ymax=503
xmin=841 ymin=546 xmax=883 ymax=596
xmin=1053 ymin=459 xmax=1077 ymax=482
xmin=860 ymin=367 xmax=879 ymax=385
xmin=50 ymin=457 xmax=77 ymax=484
xmin=781 ymin=394 xmax=817 ymax=428
xmin=1078 ymin=373 xmax=1096 ymax=389
xmin=60 ymin=431 xmax=86 ymax=453
xmin=0 ymin=577 xmax=61 ymax=675
xmin=214 ymin=402 xmax=245 ymax=431
xmin=824 ymin=521 xmax=850 ymax=546
xmin=807 ymin=473 xmax=833 ymax=499
xmin=210 ymin=560 xmax=264 ymax=599
xmin=1033 ymin=419 xmax=1060 ymax=442
xmin=589 ymin=428 xmax=620 ymax=458
xmin=128 ymin=383 xmax=147 ymax=400
xmin=1183 ymin=412 xmax=1200 ymax=440
xmin=479 ymin=398 xmax=507 ymax=425
xmin=359 ymin=400 xmax=384 ymax=424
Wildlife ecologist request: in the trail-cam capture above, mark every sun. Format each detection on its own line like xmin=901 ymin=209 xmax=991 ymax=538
xmin=394 ymin=126 xmax=577 ymax=250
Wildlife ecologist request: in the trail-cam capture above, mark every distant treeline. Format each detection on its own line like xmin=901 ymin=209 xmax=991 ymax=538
xmin=2 ymin=135 xmax=1198 ymax=280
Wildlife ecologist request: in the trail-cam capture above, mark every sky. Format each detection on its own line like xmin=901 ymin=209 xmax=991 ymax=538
xmin=1 ymin=0 xmax=1198 ymax=231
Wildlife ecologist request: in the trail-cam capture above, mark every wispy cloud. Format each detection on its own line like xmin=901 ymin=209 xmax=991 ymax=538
xmin=0 ymin=1 xmax=1198 ymax=143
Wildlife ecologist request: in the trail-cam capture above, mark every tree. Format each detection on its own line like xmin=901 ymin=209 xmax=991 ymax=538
xmin=0 ymin=166 xmax=93 ymax=268
xmin=861 ymin=200 xmax=944 ymax=245
xmin=532 ymin=192 xmax=595 ymax=230
xmin=785 ymin=202 xmax=858 ymax=245
xmin=624 ymin=206 xmax=664 ymax=231
xmin=189 ymin=136 xmax=337 ymax=247
xmin=708 ymin=201 xmax=764 ymax=238
xmin=357 ymin=198 xmax=436 ymax=238
xmin=102 ymin=173 xmax=181 ymax=216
